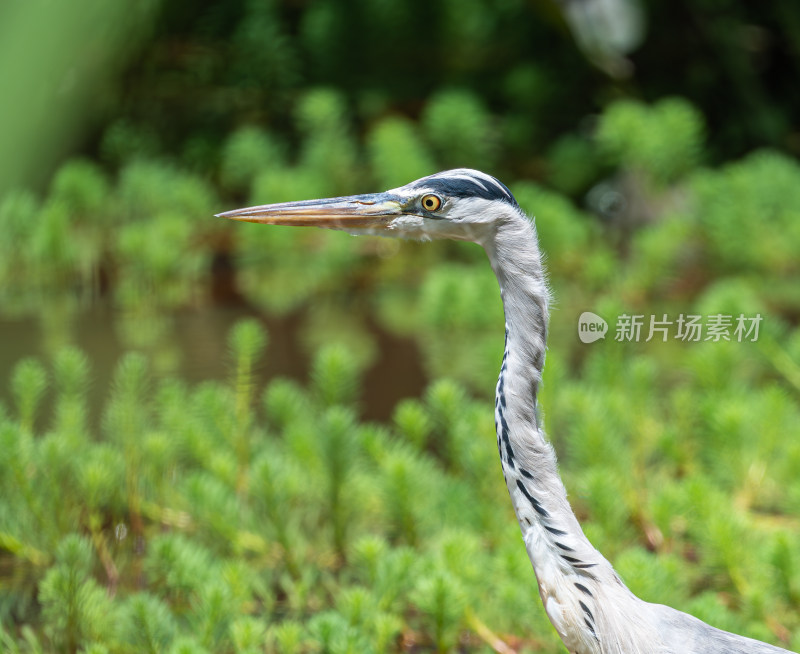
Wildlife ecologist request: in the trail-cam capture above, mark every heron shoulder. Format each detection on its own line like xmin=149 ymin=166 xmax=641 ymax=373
xmin=651 ymin=603 xmax=796 ymax=654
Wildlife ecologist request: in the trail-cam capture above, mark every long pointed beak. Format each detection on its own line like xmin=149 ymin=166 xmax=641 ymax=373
xmin=216 ymin=192 xmax=404 ymax=229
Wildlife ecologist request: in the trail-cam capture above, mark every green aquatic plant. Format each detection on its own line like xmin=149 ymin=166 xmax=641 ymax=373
xmin=0 ymin=153 xmax=220 ymax=325
xmin=412 ymin=570 xmax=466 ymax=653
xmin=296 ymin=89 xmax=361 ymax=197
xmin=392 ymin=398 xmax=433 ymax=451
xmin=262 ymin=378 xmax=311 ymax=433
xmin=377 ymin=442 xmax=438 ymax=548
xmin=250 ymin=448 xmax=301 ymax=576
xmin=367 ymin=117 xmax=436 ymax=191
xmin=144 ymin=533 xmax=216 ymax=604
xmin=422 ymin=89 xmax=496 ymax=171
xmin=103 ymin=353 xmax=151 ymax=537
xmin=38 ymin=535 xmax=113 ymax=652
xmin=28 ymin=202 xmax=79 ymax=290
xmin=118 ymin=593 xmax=176 ymax=654
xmin=265 ymin=619 xmax=305 ymax=654
xmin=220 ymin=127 xmax=286 ymax=195
xmin=546 ymin=133 xmax=601 ymax=196
xmin=191 ymin=579 xmax=237 ymax=652
xmin=0 ymin=190 xmax=39 ymax=290
xmin=117 ymin=159 xmax=215 ymax=223
xmin=424 ymin=379 xmax=468 ymax=467
xmin=416 ymin=264 xmax=503 ymax=388
xmin=11 ymin=358 xmax=48 ymax=434
xmin=228 ymin=319 xmax=268 ymax=484
xmin=233 ymin=207 xmax=362 ymax=315
xmin=230 ymin=616 xmax=267 ymax=654
xmin=311 ymin=343 xmax=363 ymax=409
xmin=51 ymin=347 xmax=90 ymax=436
xmin=49 ymin=159 xmax=109 ymax=222
xmin=319 ymin=406 xmax=361 ymax=556
xmin=597 ymin=97 xmax=706 ymax=184
xmin=692 ymin=150 xmax=800 ymax=282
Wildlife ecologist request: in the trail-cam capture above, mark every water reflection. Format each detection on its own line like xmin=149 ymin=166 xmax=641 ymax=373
xmin=0 ymin=299 xmax=428 ymax=425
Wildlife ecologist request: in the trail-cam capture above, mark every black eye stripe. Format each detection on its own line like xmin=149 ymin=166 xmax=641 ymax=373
xmin=407 ymin=171 xmax=519 ymax=208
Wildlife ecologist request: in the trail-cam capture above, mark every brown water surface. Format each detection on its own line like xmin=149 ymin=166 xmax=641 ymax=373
xmin=0 ymin=299 xmax=428 ymax=427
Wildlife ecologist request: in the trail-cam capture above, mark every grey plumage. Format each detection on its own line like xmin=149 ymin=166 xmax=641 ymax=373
xmin=219 ymin=168 xmax=797 ymax=654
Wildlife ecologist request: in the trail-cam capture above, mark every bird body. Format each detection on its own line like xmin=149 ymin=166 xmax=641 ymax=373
xmin=219 ymin=168 xmax=796 ymax=654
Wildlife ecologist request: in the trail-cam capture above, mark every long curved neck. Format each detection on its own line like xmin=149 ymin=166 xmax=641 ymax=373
xmin=483 ymin=215 xmax=620 ymax=650
xmin=484 ymin=217 xmax=592 ymax=550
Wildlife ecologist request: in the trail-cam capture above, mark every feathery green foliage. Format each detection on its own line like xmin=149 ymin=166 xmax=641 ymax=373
xmin=38 ymin=535 xmax=113 ymax=652
xmin=11 ymin=358 xmax=48 ymax=434
xmin=368 ymin=117 xmax=436 ymax=190
xmin=0 ymin=284 xmax=798 ymax=653
xmin=422 ymin=89 xmax=496 ymax=171
xmin=596 ymin=97 xmax=705 ymax=183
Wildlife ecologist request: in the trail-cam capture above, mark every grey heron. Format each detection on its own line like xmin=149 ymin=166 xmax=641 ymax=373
xmin=218 ymin=169 xmax=796 ymax=654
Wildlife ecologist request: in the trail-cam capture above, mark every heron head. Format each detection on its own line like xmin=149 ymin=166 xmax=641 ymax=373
xmin=217 ymin=169 xmax=521 ymax=245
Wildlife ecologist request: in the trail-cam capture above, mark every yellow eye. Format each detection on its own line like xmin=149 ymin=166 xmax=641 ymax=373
xmin=421 ymin=194 xmax=442 ymax=212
